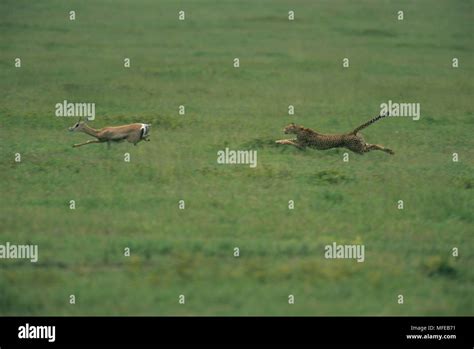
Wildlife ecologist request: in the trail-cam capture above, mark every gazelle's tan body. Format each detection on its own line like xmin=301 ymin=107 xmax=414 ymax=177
xmin=69 ymin=121 xmax=151 ymax=147
xmin=97 ymin=123 xmax=150 ymax=142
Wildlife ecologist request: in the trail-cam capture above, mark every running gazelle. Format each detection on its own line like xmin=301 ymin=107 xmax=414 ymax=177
xmin=69 ymin=118 xmax=151 ymax=148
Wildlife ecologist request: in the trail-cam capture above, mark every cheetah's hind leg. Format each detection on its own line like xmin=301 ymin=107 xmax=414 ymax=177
xmin=365 ymin=143 xmax=394 ymax=155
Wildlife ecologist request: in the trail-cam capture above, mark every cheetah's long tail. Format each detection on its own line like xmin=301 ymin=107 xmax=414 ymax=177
xmin=351 ymin=112 xmax=390 ymax=135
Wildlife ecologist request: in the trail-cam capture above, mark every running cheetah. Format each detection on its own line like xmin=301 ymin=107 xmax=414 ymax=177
xmin=276 ymin=113 xmax=394 ymax=155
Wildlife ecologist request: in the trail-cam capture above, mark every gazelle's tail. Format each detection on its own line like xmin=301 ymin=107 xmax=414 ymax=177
xmin=140 ymin=123 xmax=151 ymax=138
xmin=351 ymin=112 xmax=390 ymax=135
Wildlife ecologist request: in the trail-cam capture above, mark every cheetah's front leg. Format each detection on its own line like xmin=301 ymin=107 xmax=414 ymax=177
xmin=276 ymin=139 xmax=304 ymax=149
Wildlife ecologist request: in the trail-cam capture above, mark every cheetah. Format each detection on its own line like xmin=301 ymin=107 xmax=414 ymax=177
xmin=276 ymin=113 xmax=394 ymax=155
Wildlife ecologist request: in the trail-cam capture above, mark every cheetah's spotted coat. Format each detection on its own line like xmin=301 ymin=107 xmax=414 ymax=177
xmin=276 ymin=113 xmax=394 ymax=155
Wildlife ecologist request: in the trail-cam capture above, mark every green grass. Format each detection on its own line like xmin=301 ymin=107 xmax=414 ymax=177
xmin=0 ymin=0 xmax=473 ymax=315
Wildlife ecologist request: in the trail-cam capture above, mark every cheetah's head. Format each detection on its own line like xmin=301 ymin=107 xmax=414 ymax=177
xmin=283 ymin=123 xmax=301 ymax=134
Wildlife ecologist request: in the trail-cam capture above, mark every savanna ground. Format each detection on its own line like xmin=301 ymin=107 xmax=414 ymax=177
xmin=0 ymin=0 xmax=473 ymax=315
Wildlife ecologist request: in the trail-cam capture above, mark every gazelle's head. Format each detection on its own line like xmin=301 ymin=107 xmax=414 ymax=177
xmin=69 ymin=119 xmax=87 ymax=132
xmin=283 ymin=123 xmax=301 ymax=134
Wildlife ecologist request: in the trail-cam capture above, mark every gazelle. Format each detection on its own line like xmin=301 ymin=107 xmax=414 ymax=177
xmin=69 ymin=119 xmax=151 ymax=148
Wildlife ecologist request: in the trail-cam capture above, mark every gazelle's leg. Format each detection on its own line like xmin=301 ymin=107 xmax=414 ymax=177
xmin=276 ymin=139 xmax=304 ymax=149
xmin=365 ymin=143 xmax=394 ymax=155
xmin=73 ymin=139 xmax=102 ymax=148
xmin=127 ymin=133 xmax=141 ymax=144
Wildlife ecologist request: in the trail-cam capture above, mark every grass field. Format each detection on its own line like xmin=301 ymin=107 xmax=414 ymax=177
xmin=0 ymin=0 xmax=473 ymax=315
